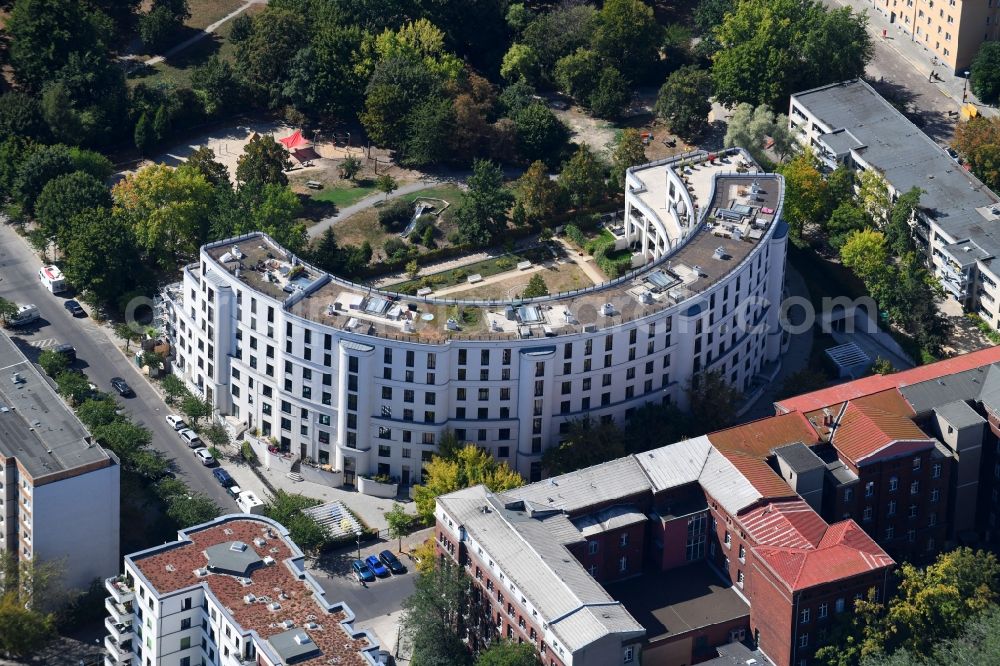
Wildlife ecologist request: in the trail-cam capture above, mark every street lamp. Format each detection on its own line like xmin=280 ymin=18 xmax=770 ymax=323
xmin=354 ymin=528 xmax=362 ymax=560
xmin=963 ymin=70 xmax=971 ymax=103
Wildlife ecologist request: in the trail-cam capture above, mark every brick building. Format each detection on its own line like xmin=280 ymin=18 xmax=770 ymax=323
xmin=438 ymin=346 xmax=1000 ymax=666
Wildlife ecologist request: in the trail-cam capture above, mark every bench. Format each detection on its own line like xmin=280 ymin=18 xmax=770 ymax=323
xmin=467 ymin=274 xmax=483 ymax=284
xmin=306 ymin=181 xmax=322 ymax=190
xmin=416 ymin=287 xmax=433 ymax=296
xmin=517 ymin=260 xmax=532 ymax=270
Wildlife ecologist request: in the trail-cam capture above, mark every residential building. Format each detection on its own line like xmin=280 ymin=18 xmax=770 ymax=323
xmin=438 ymin=346 xmax=1000 ymax=666
xmin=0 ymin=329 xmax=119 ymax=593
xmin=872 ymin=0 xmax=999 ymax=74
xmin=789 ymin=79 xmax=1000 ymax=327
xmin=162 ymin=149 xmax=788 ymax=487
xmin=104 ymin=514 xmax=379 ymax=666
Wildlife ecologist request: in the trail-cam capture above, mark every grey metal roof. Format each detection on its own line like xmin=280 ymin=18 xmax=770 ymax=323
xmin=438 ymin=486 xmax=645 ymax=654
xmin=571 ymin=505 xmax=648 ymax=538
xmin=933 ymin=400 xmax=985 ymax=429
xmin=793 ymin=80 xmax=1000 ymax=262
xmin=773 ymin=442 xmax=826 ymax=474
xmin=0 ymin=330 xmax=110 ymax=480
xmin=267 ymin=628 xmax=321 ymax=663
xmin=204 ymin=541 xmax=263 ymax=576
xmin=898 ymin=363 xmax=999 ymax=413
xmin=503 ymin=456 xmax=652 ymax=513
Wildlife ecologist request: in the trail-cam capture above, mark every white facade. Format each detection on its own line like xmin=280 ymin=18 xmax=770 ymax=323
xmin=105 ymin=515 xmax=377 ymax=666
xmin=163 ymin=150 xmax=788 ymax=486
xmin=789 ymin=79 xmax=1000 ymax=328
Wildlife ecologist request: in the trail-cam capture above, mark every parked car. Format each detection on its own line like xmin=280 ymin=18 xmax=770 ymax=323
xmin=226 ymin=484 xmax=242 ymax=499
xmin=110 ymin=377 xmax=132 ymax=397
xmin=194 ymin=448 xmax=215 ymax=466
xmin=52 ymin=343 xmax=76 ymax=363
xmin=365 ymin=554 xmax=389 ymax=578
xmin=165 ymin=414 xmax=188 ymax=430
xmin=352 ymin=559 xmax=376 ymax=583
xmin=378 ymin=550 xmax=407 ymax=575
xmin=178 ymin=429 xmax=202 ymax=448
xmin=63 ymin=300 xmax=85 ymax=317
xmin=212 ymin=468 xmax=234 ymax=487
xmin=6 ymin=304 xmax=39 ymax=328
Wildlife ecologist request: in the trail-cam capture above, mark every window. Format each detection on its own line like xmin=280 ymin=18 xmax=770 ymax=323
xmin=911 ymin=480 xmax=920 ymax=495
xmin=799 ymin=634 xmax=809 ymax=648
xmin=932 ymin=463 xmax=942 ymax=478
xmin=889 ymin=476 xmax=898 ymax=492
xmin=885 ymin=526 xmax=895 ymax=540
xmin=863 ymin=506 xmax=873 ymax=522
xmin=913 ymin=456 xmax=921 ymax=470
xmin=931 ymin=488 xmax=940 ymax=502
xmin=619 ymin=556 xmax=627 ymax=572
xmin=624 ymin=646 xmax=635 ymax=663
xmin=724 ymin=531 xmax=731 ymax=548
xmin=619 ymin=533 xmax=629 ymax=547
xmin=737 ymin=569 xmax=744 ymax=586
xmin=844 ymin=487 xmax=853 ymax=502
xmin=738 ymin=544 xmax=745 ymax=562
xmin=180 ymin=637 xmax=191 ymax=650
xmin=888 ymin=500 xmax=896 ymax=516
xmin=800 ymin=608 xmax=810 ymax=624
xmin=866 ymin=481 xmax=874 ymax=497
xmin=819 ymin=602 xmax=828 ymax=619
xmin=589 ymin=541 xmax=598 ymax=554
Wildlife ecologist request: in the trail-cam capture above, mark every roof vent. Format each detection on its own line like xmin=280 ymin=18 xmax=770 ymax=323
xmin=304 ymin=621 xmax=319 ymax=630
xmin=263 ymin=556 xmax=275 ymax=566
xmin=293 ymin=631 xmax=311 ymax=645
xmin=600 ymin=303 xmax=615 ymax=316
xmin=194 ymin=567 xmax=208 ymax=577
xmin=281 ymin=619 xmax=295 ymax=630
xmin=230 ymin=541 xmax=248 ymax=552
xmin=165 ymin=564 xmax=175 ymax=572
xmin=223 ymin=528 xmax=234 ymax=535
xmin=713 ymin=246 xmax=727 ymax=260
xmin=244 ymin=594 xmax=256 ymax=604
xmin=267 ymin=602 xmax=281 ymax=612
xmin=254 ymin=537 xmax=266 ymax=547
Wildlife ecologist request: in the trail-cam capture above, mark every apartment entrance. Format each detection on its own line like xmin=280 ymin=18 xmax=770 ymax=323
xmin=344 ymin=457 xmax=356 ymax=487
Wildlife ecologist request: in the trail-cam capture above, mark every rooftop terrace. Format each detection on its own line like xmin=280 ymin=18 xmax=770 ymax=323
xmin=130 ymin=516 xmax=373 ymax=666
xmin=0 ymin=330 xmax=110 ymax=480
xmin=202 ymin=150 xmax=783 ymax=343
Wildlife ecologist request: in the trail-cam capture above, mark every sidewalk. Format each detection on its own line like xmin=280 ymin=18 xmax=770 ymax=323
xmin=830 ymin=0 xmax=997 ymax=116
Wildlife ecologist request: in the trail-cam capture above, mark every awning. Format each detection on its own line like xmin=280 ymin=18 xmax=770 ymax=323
xmin=279 ymin=130 xmax=310 ymax=150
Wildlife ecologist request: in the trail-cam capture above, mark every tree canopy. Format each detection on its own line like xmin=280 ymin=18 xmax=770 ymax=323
xmin=972 ymin=42 xmax=1000 ymax=106
xmin=656 ymin=66 xmax=713 ymax=142
xmin=414 ymin=443 xmax=523 ymax=523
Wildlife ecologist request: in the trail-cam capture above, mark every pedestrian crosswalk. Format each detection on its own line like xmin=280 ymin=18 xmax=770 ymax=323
xmin=28 ymin=337 xmax=60 ymax=349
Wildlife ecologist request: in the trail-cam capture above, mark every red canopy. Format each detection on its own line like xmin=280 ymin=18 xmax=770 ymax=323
xmin=279 ymin=130 xmax=310 ymax=150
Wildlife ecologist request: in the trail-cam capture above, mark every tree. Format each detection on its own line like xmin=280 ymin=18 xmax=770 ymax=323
xmin=234 ymin=7 xmax=308 ymax=107
xmin=826 ymin=203 xmax=872 ymax=250
xmin=886 ymin=187 xmax=922 ymax=256
xmin=500 ymin=43 xmax=540 ymax=84
xmin=161 ymin=374 xmax=189 ymax=405
xmin=339 ymin=156 xmax=362 ymax=181
xmin=55 ymin=371 xmax=92 ymax=406
xmin=14 ymin=145 xmax=77 ymax=213
xmin=455 ymin=160 xmax=513 ymax=247
xmin=401 ymin=559 xmax=472 ymax=666
xmin=114 ymin=322 xmax=142 ymax=353
xmin=186 ymin=146 xmax=231 ymax=190
xmin=361 ymin=58 xmax=441 ymax=149
xmin=871 ymin=357 xmax=895 ymax=375
xmin=543 ymin=416 xmax=626 ymax=474
xmin=376 ymin=174 xmax=398 ymax=201
xmin=0 ymin=298 xmax=18 ymax=326
xmin=0 ymin=92 xmax=47 ymax=142
xmin=858 ymin=169 xmax=893 ymax=226
xmin=180 ymin=394 xmax=212 ymax=427
xmin=514 ymin=161 xmax=559 ymax=223
xmin=656 ymin=66 xmax=713 ymax=142
xmin=521 ymin=4 xmax=598 ymax=84
xmin=236 ymin=184 xmax=306 ymax=253
xmin=592 ymin=0 xmax=662 ymax=82
xmin=113 ymin=163 xmax=215 ymax=267
xmin=476 ymin=642 xmax=539 ymax=666
xmin=385 ymin=503 xmax=412 ymax=552
xmin=37 ymin=350 xmax=69 ymax=378
xmin=694 ymin=0 xmax=732 ymax=34
xmin=77 ymin=398 xmax=121 ymax=430
xmin=261 ymin=491 xmax=329 ymax=552
xmin=236 ymin=134 xmax=291 ymax=189
xmin=134 ymin=112 xmax=154 ymax=154
xmin=406 ymin=259 xmax=420 ymax=280
xmin=553 ymin=48 xmax=602 ymax=101
xmin=560 ymin=146 xmax=607 ymax=208
xmin=0 ymin=592 xmax=55 ymax=659
xmin=778 ymin=149 xmax=829 ymax=240
xmin=414 ymin=444 xmax=523 ymax=523
xmin=522 ymin=273 xmax=549 ymax=298
xmin=610 ymin=128 xmax=647 ymax=189
xmin=724 ymin=102 xmax=786 ymax=166
xmin=514 ymin=103 xmax=569 ymax=165
xmin=165 ymin=492 xmax=221 ymax=529
xmin=139 ymin=5 xmax=182 ymax=50
xmin=841 ymin=229 xmax=890 ymax=286
xmin=688 ymin=370 xmax=741 ymax=431
xmin=284 ymin=25 xmax=365 ymax=119
xmin=191 ymin=56 xmax=241 ymax=116
xmin=34 ymin=171 xmax=112 ymax=248
xmin=953 ymin=116 xmax=1000 ymax=190
xmin=712 ymin=0 xmax=872 ymax=110
xmin=403 ymin=97 xmax=455 ymax=167
xmin=588 ymin=66 xmax=631 ymax=120
xmin=370 ymin=18 xmax=463 ymax=81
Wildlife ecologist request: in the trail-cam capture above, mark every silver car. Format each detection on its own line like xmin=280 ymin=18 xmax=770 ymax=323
xmin=178 ymin=428 xmax=202 ymax=448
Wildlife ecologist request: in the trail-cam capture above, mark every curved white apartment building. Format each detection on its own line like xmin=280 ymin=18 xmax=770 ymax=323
xmin=163 ymin=149 xmax=788 ymax=486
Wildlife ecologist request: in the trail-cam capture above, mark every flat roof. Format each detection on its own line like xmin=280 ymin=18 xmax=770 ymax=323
xmin=204 ymin=151 xmax=783 ymax=343
xmin=129 ymin=516 xmax=373 ymax=666
xmin=0 ymin=330 xmax=110 ymax=480
xmin=604 ymin=563 xmax=749 ymax=642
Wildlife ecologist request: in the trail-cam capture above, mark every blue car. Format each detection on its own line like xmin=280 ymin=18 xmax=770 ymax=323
xmin=352 ymin=559 xmax=376 ymax=583
xmin=366 ymin=554 xmax=389 ymax=577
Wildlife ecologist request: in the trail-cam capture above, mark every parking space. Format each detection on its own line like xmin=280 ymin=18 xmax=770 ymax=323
xmin=309 ymin=542 xmax=417 ymax=625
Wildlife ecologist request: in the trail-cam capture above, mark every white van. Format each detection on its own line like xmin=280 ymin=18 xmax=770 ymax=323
xmin=236 ymin=490 xmax=265 ymax=515
xmin=6 ymin=304 xmax=39 ymax=327
xmin=38 ymin=266 xmax=66 ymax=294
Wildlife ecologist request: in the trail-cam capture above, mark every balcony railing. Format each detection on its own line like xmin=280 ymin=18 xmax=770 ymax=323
xmin=105 ymin=615 xmax=134 ymax=641
xmin=105 ymin=596 xmax=134 ymax=624
xmin=105 ymin=576 xmax=134 ymax=604
xmin=104 ymin=635 xmax=134 ymax=663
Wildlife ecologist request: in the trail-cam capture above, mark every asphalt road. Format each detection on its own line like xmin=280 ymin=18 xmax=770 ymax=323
xmin=310 ymin=545 xmax=416 ymax=625
xmin=0 ymin=224 xmax=236 ymax=510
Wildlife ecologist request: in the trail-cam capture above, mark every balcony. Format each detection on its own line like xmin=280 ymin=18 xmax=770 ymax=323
xmin=105 ymin=596 xmax=134 ymax=624
xmin=104 ymin=635 xmax=134 ymax=664
xmin=105 ymin=576 xmax=134 ymax=604
xmin=104 ymin=657 xmax=131 ymax=666
xmin=105 ymin=615 xmax=134 ymax=641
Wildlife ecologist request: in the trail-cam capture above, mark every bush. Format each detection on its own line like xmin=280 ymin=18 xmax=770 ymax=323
xmin=377 ymin=200 xmax=414 ymax=231
xmin=38 ymin=349 xmax=69 ymax=377
xmin=564 ymin=224 xmax=586 ymax=247
xmin=383 ymin=237 xmax=410 ymax=260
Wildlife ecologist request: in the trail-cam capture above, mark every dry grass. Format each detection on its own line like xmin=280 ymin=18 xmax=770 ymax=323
xmin=453 ymin=262 xmax=595 ymax=300
xmin=187 ymin=0 xmax=246 ymax=31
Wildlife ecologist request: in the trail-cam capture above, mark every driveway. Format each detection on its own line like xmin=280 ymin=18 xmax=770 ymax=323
xmin=0 ymin=224 xmax=237 ymax=510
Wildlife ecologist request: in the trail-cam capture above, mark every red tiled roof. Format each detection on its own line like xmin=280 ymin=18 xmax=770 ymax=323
xmin=831 ymin=393 xmax=931 ymax=465
xmin=719 ymin=450 xmax=798 ymax=503
xmin=708 ymin=412 xmax=820 ymax=458
xmin=754 ymin=520 xmax=894 ymax=592
xmin=739 ymin=500 xmax=829 ymax=549
xmin=131 ymin=518 xmax=370 ymax=666
xmin=774 ymin=346 xmax=1000 ymax=414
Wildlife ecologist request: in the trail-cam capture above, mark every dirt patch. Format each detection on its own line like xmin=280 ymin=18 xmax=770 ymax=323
xmin=551 ymin=106 xmax=620 ymax=155
xmin=444 ymin=261 xmax=595 ymax=300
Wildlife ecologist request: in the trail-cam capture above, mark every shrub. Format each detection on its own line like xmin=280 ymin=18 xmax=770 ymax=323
xmin=38 ymin=349 xmax=69 ymax=377
xmin=383 ymin=237 xmax=409 ymax=260
xmin=564 ymin=224 xmax=586 ymax=247
xmin=377 ymin=200 xmax=413 ymax=231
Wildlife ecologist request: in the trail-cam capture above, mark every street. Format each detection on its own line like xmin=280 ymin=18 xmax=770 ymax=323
xmin=0 ymin=223 xmax=236 ymax=510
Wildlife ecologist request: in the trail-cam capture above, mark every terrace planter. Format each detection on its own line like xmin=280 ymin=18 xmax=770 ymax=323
xmin=358 ymin=476 xmax=398 ymax=498
xmin=300 ymin=464 xmax=343 ymax=487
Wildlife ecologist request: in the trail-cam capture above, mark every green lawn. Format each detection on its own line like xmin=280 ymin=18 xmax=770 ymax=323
xmin=310 ymin=184 xmax=380 ymax=207
xmin=387 ymin=245 xmax=554 ymax=294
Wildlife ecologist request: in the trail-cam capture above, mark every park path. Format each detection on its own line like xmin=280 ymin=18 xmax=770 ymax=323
xmin=307 ymin=179 xmax=451 ymax=239
xmin=144 ymin=0 xmax=266 ymax=67
xmin=554 ymin=237 xmax=607 ymax=285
